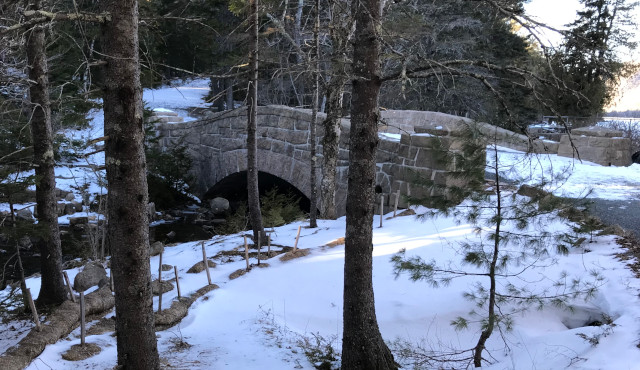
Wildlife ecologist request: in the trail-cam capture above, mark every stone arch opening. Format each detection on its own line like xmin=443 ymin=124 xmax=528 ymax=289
xmin=204 ymin=171 xmax=312 ymax=213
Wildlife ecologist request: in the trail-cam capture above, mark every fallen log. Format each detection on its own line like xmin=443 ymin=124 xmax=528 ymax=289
xmin=0 ymin=285 xmax=114 ymax=370
xmin=155 ymin=284 xmax=218 ymax=331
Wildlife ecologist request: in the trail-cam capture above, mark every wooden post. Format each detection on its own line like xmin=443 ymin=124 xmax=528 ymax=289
xmin=267 ymin=233 xmax=271 ymax=257
xmin=80 ymin=292 xmax=86 ymax=346
xmin=26 ymin=288 xmax=41 ymax=332
xmin=293 ymin=225 xmax=302 ymax=252
xmin=257 ymin=232 xmax=261 ymax=265
xmin=63 ymin=271 xmax=76 ymax=303
xmin=157 ymin=252 xmax=163 ymax=313
xmin=379 ymin=194 xmax=384 ymax=228
xmin=201 ymin=241 xmax=212 ymax=285
xmin=244 ymin=236 xmax=250 ymax=271
xmin=174 ymin=266 xmax=181 ymax=299
xmin=393 ymin=189 xmax=400 ymax=217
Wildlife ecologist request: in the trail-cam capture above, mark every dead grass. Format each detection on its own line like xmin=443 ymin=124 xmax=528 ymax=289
xmin=279 ymin=248 xmax=311 ymax=262
xmin=61 ymin=343 xmax=101 ymax=361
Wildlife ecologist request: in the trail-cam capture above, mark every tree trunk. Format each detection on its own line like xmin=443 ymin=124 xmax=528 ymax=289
xmin=101 ymin=0 xmax=159 ymax=368
xmin=341 ymin=0 xmax=396 ymax=368
xmin=309 ymin=0 xmax=320 ymax=228
xmin=26 ymin=0 xmax=66 ymax=307
xmin=320 ymin=77 xmax=345 ymax=219
xmin=320 ymin=0 xmax=351 ymax=220
xmin=247 ymin=0 xmax=264 ymax=244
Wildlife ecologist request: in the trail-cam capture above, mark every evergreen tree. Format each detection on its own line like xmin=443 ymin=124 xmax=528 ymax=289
xmin=548 ymin=0 xmax=637 ymax=117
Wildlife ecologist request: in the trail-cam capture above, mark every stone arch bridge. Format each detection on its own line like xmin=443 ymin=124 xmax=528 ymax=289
xmin=156 ymin=105 xmax=543 ymax=216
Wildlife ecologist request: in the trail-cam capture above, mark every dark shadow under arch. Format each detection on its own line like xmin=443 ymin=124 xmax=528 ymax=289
xmin=204 ymin=171 xmax=311 ymax=213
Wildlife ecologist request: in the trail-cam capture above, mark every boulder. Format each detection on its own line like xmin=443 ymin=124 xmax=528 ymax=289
xmin=161 ymin=264 xmax=173 ymax=271
xmin=69 ymin=217 xmax=89 ymax=227
xmin=18 ymin=236 xmax=32 ymax=250
xmin=56 ymin=203 xmax=66 ymax=217
xmin=209 ymin=197 xmax=230 ymax=214
xmin=73 ymin=262 xmax=108 ymax=292
xmin=65 ymin=192 xmax=76 ymax=202
xmin=150 ymin=241 xmax=164 ymax=256
xmin=147 ymin=202 xmax=157 ymax=221
xmin=64 ymin=203 xmax=77 ymax=215
xmin=15 ymin=208 xmax=33 ymax=221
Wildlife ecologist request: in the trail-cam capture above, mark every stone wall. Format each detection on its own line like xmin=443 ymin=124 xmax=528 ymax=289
xmin=557 ymin=126 xmax=632 ymax=166
xmin=380 ymin=110 xmax=560 ymax=154
xmin=157 ymin=106 xmax=486 ymax=216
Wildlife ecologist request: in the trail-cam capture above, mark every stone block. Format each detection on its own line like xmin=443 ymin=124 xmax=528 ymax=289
xmin=220 ymin=139 xmax=245 ymax=151
xmin=295 ymin=121 xmax=310 ymax=131
xmin=257 ymin=137 xmax=271 ymax=150
xmin=572 ymin=126 xmax=623 ymax=137
xmin=288 ymin=131 xmax=309 ymax=145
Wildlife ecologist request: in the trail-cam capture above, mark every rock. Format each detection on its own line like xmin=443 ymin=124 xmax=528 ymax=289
xmin=187 ymin=260 xmax=216 ymax=273
xmin=73 ymin=262 xmax=108 ymax=292
xmin=65 ymin=192 xmax=76 ymax=202
xmin=161 ymin=264 xmax=173 ymax=271
xmin=55 ymin=188 xmax=70 ymax=199
xmin=57 ymin=202 xmax=66 ymax=217
xmin=18 ymin=236 xmax=32 ymax=250
xmin=150 ymin=241 xmax=164 ymax=256
xmin=69 ymin=217 xmax=89 ymax=227
xmin=64 ymin=203 xmax=76 ymax=215
xmin=82 ymin=193 xmax=91 ymax=206
xmin=15 ymin=208 xmax=33 ymax=221
xmin=209 ymin=197 xmax=230 ymax=214
xmin=151 ymin=279 xmax=174 ymax=295
xmin=166 ymin=231 xmax=176 ymax=239
xmin=147 ymin=202 xmax=157 ymax=221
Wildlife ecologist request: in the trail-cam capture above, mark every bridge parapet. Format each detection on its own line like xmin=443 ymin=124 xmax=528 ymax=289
xmin=157 ymin=106 xmax=488 ymax=216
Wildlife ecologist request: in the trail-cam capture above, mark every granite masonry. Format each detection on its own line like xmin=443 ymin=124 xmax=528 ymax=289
xmin=155 ymin=106 xmax=630 ymax=216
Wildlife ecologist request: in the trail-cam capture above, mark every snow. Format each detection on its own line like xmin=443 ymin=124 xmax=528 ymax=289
xmin=491 ymin=145 xmax=640 ymax=200
xmin=3 ymin=79 xmax=640 ymax=369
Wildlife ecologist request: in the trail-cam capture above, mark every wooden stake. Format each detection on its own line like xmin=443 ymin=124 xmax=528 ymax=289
xmin=174 ymin=266 xmax=181 ymax=299
xmin=379 ymin=194 xmax=384 ymax=228
xmin=244 ymin=236 xmax=250 ymax=271
xmin=257 ymin=232 xmax=261 ymax=265
xmin=267 ymin=233 xmax=271 ymax=256
xmin=201 ymin=241 xmax=212 ymax=285
xmin=157 ymin=252 xmax=163 ymax=313
xmin=80 ymin=292 xmax=86 ymax=346
xmin=393 ymin=189 xmax=400 ymax=217
xmin=293 ymin=225 xmax=302 ymax=252
xmin=26 ymin=288 xmax=41 ymax=331
xmin=63 ymin=271 xmax=76 ymax=303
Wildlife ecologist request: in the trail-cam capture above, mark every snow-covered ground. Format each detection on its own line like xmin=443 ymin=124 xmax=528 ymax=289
xmin=3 ymin=79 xmax=640 ymax=369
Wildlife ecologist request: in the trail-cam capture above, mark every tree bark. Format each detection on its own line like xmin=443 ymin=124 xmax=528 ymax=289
xmin=341 ymin=0 xmax=396 ymax=368
xmin=26 ymin=0 xmax=66 ymax=307
xmin=309 ymin=0 xmax=320 ymax=228
xmin=247 ymin=0 xmax=264 ymax=244
xmin=320 ymin=0 xmax=351 ymax=220
xmin=101 ymin=0 xmax=159 ymax=368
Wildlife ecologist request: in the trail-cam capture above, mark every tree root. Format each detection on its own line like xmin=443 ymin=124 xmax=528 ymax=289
xmin=0 ymin=285 xmax=115 ymax=370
